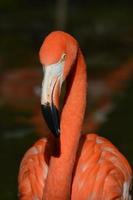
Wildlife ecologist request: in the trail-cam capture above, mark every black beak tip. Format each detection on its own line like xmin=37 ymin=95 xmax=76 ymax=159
xmin=41 ymin=104 xmax=60 ymax=138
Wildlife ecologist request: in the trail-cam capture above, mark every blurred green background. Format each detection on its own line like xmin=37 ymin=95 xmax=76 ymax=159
xmin=0 ymin=0 xmax=133 ymax=199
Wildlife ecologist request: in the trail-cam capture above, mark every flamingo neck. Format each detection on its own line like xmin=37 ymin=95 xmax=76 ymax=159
xmin=43 ymin=49 xmax=87 ymax=200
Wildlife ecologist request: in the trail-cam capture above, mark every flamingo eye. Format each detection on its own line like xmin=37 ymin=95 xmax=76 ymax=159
xmin=60 ymin=53 xmax=66 ymax=62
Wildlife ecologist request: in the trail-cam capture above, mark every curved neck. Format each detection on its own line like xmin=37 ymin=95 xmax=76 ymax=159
xmin=43 ymin=49 xmax=87 ymax=200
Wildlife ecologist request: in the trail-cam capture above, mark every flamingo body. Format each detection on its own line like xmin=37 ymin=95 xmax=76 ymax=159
xmin=19 ymin=134 xmax=132 ymax=200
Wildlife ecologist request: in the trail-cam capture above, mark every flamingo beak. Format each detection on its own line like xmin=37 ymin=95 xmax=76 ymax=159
xmin=41 ymin=61 xmax=64 ymax=137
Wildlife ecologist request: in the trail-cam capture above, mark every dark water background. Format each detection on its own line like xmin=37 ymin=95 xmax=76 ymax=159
xmin=0 ymin=1 xmax=133 ymax=199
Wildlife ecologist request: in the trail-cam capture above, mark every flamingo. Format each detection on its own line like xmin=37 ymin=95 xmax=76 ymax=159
xmin=18 ymin=31 xmax=132 ymax=200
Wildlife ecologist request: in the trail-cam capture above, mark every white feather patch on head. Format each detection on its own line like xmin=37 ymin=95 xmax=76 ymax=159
xmin=41 ymin=53 xmax=66 ymax=105
xmin=123 ymin=181 xmax=131 ymax=200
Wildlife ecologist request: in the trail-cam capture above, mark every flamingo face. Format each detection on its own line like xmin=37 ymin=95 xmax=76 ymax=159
xmin=39 ymin=31 xmax=78 ymax=137
xmin=41 ymin=53 xmax=66 ymax=137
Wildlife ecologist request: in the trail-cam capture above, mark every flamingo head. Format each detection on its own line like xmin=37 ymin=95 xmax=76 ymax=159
xmin=39 ymin=31 xmax=78 ymax=137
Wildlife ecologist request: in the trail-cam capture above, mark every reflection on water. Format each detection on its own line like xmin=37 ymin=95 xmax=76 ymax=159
xmin=0 ymin=1 xmax=133 ymax=199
